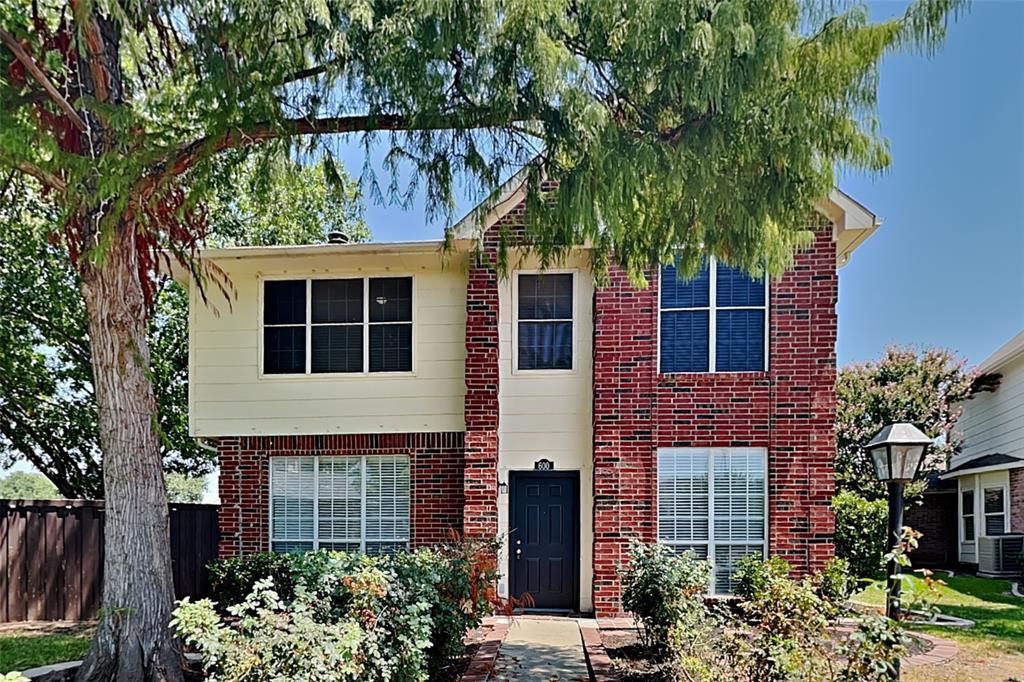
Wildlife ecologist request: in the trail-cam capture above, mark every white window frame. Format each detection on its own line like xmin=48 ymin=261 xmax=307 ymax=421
xmin=269 ymin=455 xmax=410 ymax=552
xmin=656 ymin=447 xmax=769 ymax=595
xmin=511 ymin=269 xmax=578 ymax=375
xmin=959 ymin=483 xmax=976 ymax=544
xmin=657 ymin=259 xmax=769 ymax=374
xmin=258 ymin=275 xmax=415 ymax=378
xmin=982 ymin=484 xmax=1009 ymax=536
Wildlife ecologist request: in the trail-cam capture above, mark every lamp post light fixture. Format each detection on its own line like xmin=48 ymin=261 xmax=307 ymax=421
xmin=864 ymin=423 xmax=931 ymax=680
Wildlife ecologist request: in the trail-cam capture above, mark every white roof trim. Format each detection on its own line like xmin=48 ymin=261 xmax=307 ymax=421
xmin=976 ymin=329 xmax=1024 ymax=375
xmin=199 ymin=240 xmax=445 ymax=260
xmin=446 ymin=170 xmax=881 ymax=266
xmin=940 ymin=460 xmax=1024 ymax=479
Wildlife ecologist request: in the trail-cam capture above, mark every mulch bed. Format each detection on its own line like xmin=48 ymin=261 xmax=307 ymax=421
xmin=600 ymin=624 xmax=936 ymax=681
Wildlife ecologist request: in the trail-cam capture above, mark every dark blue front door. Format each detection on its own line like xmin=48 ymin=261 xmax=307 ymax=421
xmin=510 ymin=472 xmax=578 ymax=610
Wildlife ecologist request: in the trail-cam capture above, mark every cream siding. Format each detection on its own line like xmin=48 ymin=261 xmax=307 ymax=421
xmin=951 ymin=354 xmax=1024 ymax=468
xmin=188 ymin=250 xmax=469 ymax=436
xmin=495 ymin=254 xmax=595 ymax=612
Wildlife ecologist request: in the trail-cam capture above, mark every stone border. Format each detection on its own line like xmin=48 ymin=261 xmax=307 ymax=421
xmin=579 ymin=619 xmax=617 ymax=682
xmin=903 ymin=631 xmax=959 ymax=667
xmin=459 ymin=616 xmax=511 ymax=682
xmin=1012 ymin=581 xmax=1023 ymax=599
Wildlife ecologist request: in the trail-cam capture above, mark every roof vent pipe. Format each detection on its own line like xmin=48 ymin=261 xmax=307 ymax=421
xmin=326 ymin=231 xmax=349 ymax=244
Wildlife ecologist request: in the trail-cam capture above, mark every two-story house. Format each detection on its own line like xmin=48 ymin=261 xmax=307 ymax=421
xmin=186 ymin=179 xmax=879 ymax=615
xmin=941 ymin=330 xmax=1024 ymax=574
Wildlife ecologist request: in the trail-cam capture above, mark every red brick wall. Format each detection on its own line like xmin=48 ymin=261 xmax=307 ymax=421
xmin=217 ymin=432 xmax=465 ymax=557
xmin=1011 ymin=468 xmax=1024 ymax=534
xmin=592 ymin=228 xmax=839 ymax=615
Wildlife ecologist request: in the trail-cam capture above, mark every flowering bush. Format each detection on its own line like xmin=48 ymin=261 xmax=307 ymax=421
xmin=619 ymin=545 xmax=907 ymax=682
xmin=193 ymin=536 xmax=500 ymax=681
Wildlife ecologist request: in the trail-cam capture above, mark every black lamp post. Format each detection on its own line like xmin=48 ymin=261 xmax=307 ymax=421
xmin=864 ymin=423 xmax=931 ymax=679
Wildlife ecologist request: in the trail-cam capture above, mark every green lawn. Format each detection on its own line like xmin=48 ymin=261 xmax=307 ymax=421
xmin=853 ymin=573 xmax=1024 ymax=651
xmin=0 ymin=633 xmax=92 ymax=673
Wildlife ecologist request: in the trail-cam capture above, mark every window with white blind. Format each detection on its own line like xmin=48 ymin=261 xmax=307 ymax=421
xmin=263 ymin=277 xmax=413 ymax=375
xmin=657 ymin=447 xmax=767 ymax=594
xmin=270 ymin=455 xmax=410 ymax=554
xmin=983 ymin=487 xmax=1007 ymax=536
xmin=659 ymin=261 xmax=767 ymax=373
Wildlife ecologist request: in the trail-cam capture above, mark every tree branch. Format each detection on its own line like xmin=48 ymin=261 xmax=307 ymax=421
xmin=0 ymin=151 xmax=67 ymax=191
xmin=0 ymin=28 xmax=89 ymax=132
xmin=163 ymin=108 xmax=531 ymax=179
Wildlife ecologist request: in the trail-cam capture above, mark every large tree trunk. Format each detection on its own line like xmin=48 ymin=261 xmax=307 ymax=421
xmin=75 ymin=224 xmax=184 ymax=682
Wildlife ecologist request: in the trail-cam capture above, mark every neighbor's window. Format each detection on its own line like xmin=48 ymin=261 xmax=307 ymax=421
xmin=263 ymin=277 xmax=413 ymax=374
xmin=269 ymin=455 xmax=410 ymax=554
xmin=659 ymin=261 xmax=767 ymax=373
xmin=658 ymin=447 xmax=767 ymax=594
xmin=516 ymin=273 xmax=574 ymax=371
xmin=961 ymin=489 xmax=975 ymax=542
xmin=983 ymin=487 xmax=1006 ymax=536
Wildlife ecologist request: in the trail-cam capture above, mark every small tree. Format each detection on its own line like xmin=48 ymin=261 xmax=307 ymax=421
xmin=0 ymin=471 xmax=60 ymax=498
xmin=835 ymin=346 xmax=976 ymax=500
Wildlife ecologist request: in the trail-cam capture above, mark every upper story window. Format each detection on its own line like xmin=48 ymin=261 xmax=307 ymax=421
xmin=659 ymin=261 xmax=767 ymax=373
xmin=516 ymin=273 xmax=574 ymax=371
xmin=263 ymin=277 xmax=413 ymax=375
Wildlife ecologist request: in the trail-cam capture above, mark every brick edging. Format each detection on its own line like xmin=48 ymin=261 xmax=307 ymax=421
xmin=903 ymin=631 xmax=959 ymax=667
xmin=580 ymin=619 xmax=618 ymax=682
xmin=460 ymin=617 xmax=511 ymax=682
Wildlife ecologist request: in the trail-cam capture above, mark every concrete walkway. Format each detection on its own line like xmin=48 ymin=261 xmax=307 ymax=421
xmin=490 ymin=617 xmax=590 ymax=681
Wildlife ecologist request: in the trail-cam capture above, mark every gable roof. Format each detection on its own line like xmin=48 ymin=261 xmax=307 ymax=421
xmin=976 ymin=329 xmax=1024 ymax=375
xmin=446 ymin=170 xmax=881 ymax=267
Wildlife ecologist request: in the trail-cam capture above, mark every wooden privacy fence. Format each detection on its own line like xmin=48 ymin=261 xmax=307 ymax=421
xmin=0 ymin=500 xmax=219 ymax=623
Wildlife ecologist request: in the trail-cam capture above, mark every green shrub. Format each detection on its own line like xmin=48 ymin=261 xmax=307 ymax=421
xmin=833 ymin=492 xmax=889 ymax=579
xmin=173 ymin=578 xmax=365 ymax=682
xmin=207 ymin=551 xmax=297 ymax=607
xmin=733 ymin=554 xmax=792 ymax=601
xmin=200 ymin=540 xmax=498 ymax=681
xmin=620 ymin=542 xmax=710 ymax=659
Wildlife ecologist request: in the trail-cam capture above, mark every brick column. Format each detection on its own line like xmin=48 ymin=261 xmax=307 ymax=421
xmin=463 ymin=245 xmax=501 ymax=537
xmin=592 ymin=266 xmax=658 ymax=615
xmin=767 ymin=227 xmax=838 ymax=574
xmin=1010 ymin=469 xmax=1024 ymax=534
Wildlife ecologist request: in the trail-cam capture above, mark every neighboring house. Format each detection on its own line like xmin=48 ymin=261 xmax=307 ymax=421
xmin=185 ymin=180 xmax=879 ymax=615
xmin=942 ymin=330 xmax=1024 ymax=573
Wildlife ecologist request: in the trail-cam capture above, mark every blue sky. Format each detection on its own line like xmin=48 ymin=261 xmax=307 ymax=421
xmin=335 ymin=0 xmax=1024 ymax=369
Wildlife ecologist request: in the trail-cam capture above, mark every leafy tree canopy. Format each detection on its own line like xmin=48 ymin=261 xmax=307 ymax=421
xmin=0 ymin=470 xmax=61 ymax=498
xmin=164 ymin=472 xmax=206 ymax=503
xmin=0 ymin=0 xmax=966 ymax=289
xmin=835 ymin=346 xmax=977 ymax=500
xmin=0 ymin=158 xmax=368 ymax=498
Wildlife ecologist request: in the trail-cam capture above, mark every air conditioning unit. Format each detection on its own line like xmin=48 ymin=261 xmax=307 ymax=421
xmin=977 ymin=535 xmax=1024 ymax=578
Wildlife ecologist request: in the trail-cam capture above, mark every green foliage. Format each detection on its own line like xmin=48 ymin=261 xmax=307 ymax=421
xmin=163 ymin=472 xmax=207 ymax=503
xmin=204 ymin=540 xmax=498 ymax=680
xmin=836 ymin=346 xmax=975 ymax=499
xmin=645 ymin=553 xmax=905 ymax=682
xmin=733 ymin=554 xmax=792 ymax=601
xmin=0 ymin=471 xmax=59 ymax=499
xmin=811 ymin=557 xmax=856 ymax=605
xmin=172 ymin=579 xmax=366 ymax=682
xmin=0 ymin=0 xmax=966 ymax=287
xmin=620 ymin=542 xmax=711 ymax=658
xmin=832 ymin=491 xmax=889 ymax=579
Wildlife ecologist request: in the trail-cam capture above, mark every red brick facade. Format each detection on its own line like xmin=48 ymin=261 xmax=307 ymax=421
xmin=1011 ymin=468 xmax=1024 ymax=534
xmin=217 ymin=433 xmax=465 ymax=556
xmin=591 ymin=228 xmax=838 ymax=614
